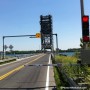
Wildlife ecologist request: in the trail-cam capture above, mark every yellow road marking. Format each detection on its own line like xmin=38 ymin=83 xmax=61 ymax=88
xmin=25 ymin=54 xmax=45 ymax=65
xmin=0 ymin=54 xmax=45 ymax=80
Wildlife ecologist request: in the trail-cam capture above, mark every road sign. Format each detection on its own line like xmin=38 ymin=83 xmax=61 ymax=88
xmin=36 ymin=33 xmax=41 ymax=38
xmin=4 ymin=45 xmax=8 ymax=50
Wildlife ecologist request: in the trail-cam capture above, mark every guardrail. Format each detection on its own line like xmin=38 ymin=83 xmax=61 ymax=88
xmin=51 ymin=54 xmax=89 ymax=90
xmin=61 ymin=69 xmax=79 ymax=87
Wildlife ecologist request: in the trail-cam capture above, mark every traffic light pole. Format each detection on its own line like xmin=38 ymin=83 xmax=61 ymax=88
xmin=80 ymin=0 xmax=88 ymax=49
xmin=80 ymin=0 xmax=84 ymax=49
xmin=80 ymin=0 xmax=84 ymax=16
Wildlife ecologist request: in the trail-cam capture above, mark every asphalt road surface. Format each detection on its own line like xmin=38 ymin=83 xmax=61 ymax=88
xmin=0 ymin=53 xmax=56 ymax=90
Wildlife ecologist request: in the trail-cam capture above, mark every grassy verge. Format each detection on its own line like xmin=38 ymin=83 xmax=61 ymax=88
xmin=52 ymin=54 xmax=90 ymax=89
xmin=0 ymin=59 xmax=16 ymax=65
xmin=54 ymin=67 xmax=61 ymax=90
xmin=55 ymin=55 xmax=77 ymax=63
xmin=54 ymin=66 xmax=70 ymax=90
xmin=54 ymin=55 xmax=90 ymax=85
xmin=51 ymin=55 xmax=69 ymax=90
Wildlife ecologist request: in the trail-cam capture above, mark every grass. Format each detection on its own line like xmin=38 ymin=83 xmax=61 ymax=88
xmin=0 ymin=59 xmax=16 ymax=65
xmin=55 ymin=55 xmax=77 ymax=63
xmin=54 ymin=66 xmax=70 ymax=90
xmin=52 ymin=55 xmax=70 ymax=90
xmin=54 ymin=55 xmax=90 ymax=90
xmin=54 ymin=67 xmax=62 ymax=90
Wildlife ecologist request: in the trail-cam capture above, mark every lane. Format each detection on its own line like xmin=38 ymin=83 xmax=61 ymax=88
xmin=0 ymin=54 xmax=45 ymax=76
xmin=0 ymin=54 xmax=54 ymax=89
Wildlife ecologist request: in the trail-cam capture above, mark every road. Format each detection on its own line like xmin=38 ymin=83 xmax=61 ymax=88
xmin=0 ymin=53 xmax=56 ymax=90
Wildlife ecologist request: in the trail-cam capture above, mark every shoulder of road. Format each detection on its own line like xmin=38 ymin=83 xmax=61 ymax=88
xmin=0 ymin=54 xmax=43 ymax=66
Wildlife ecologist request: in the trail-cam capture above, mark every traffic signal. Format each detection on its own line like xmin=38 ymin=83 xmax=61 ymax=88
xmin=82 ymin=15 xmax=89 ymax=42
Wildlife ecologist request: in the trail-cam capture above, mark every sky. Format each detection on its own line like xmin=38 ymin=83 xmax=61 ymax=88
xmin=0 ymin=0 xmax=90 ymax=51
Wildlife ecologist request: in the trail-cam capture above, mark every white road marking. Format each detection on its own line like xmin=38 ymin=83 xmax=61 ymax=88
xmin=45 ymin=55 xmax=51 ymax=90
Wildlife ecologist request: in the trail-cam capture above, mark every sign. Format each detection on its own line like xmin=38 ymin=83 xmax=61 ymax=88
xmin=36 ymin=33 xmax=41 ymax=38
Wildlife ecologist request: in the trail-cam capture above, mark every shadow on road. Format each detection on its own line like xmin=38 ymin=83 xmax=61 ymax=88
xmin=0 ymin=86 xmax=57 ymax=90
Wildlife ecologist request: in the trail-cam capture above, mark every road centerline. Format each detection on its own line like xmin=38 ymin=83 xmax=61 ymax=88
xmin=0 ymin=54 xmax=45 ymax=81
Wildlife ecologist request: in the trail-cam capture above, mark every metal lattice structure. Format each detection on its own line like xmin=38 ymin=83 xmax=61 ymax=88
xmin=40 ymin=15 xmax=53 ymax=52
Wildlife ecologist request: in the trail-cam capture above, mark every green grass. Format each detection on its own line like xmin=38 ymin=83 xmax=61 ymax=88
xmin=52 ymin=54 xmax=90 ymax=90
xmin=0 ymin=59 xmax=16 ymax=65
xmin=55 ymin=55 xmax=90 ymax=82
xmin=55 ymin=55 xmax=77 ymax=63
xmin=54 ymin=67 xmax=62 ymax=90
xmin=52 ymin=55 xmax=70 ymax=90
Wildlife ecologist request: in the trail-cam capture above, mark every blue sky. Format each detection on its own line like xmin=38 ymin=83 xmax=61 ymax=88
xmin=0 ymin=0 xmax=90 ymax=51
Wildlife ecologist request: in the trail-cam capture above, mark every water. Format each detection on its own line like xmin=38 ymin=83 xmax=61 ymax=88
xmin=59 ymin=52 xmax=75 ymax=56
xmin=6 ymin=54 xmax=34 ymax=58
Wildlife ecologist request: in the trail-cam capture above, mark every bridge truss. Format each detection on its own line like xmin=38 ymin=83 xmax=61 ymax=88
xmin=40 ymin=15 xmax=54 ymax=52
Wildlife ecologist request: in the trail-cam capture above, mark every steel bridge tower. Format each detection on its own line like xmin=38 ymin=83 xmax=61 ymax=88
xmin=40 ymin=15 xmax=53 ymax=52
